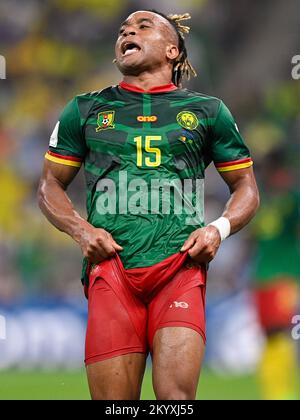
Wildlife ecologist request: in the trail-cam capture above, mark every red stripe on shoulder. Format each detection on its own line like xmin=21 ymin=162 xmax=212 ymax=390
xmin=215 ymin=157 xmax=252 ymax=168
xmin=47 ymin=150 xmax=83 ymax=162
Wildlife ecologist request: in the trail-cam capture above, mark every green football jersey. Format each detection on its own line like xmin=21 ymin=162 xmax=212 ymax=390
xmin=46 ymin=82 xmax=253 ymax=280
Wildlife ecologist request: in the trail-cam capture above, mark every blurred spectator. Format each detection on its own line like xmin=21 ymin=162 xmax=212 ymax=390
xmin=250 ymin=151 xmax=300 ymax=399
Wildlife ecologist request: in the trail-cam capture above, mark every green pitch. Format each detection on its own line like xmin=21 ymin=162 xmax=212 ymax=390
xmin=0 ymin=369 xmax=262 ymax=400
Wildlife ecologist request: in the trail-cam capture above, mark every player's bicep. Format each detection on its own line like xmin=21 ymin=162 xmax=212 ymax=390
xmin=219 ymin=166 xmax=258 ymax=193
xmin=41 ymin=158 xmax=81 ymax=190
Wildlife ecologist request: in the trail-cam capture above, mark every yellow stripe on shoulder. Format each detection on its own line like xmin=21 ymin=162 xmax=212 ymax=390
xmin=217 ymin=161 xmax=253 ymax=172
xmin=45 ymin=153 xmax=82 ymax=168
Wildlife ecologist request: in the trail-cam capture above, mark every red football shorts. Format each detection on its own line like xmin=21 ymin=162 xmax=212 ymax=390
xmin=84 ymin=252 xmax=207 ymax=366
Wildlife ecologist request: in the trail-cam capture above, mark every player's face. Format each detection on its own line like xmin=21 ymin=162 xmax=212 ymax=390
xmin=115 ymin=11 xmax=179 ymax=76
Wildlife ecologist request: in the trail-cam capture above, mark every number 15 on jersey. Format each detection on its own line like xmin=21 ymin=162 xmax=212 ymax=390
xmin=134 ymin=135 xmax=162 ymax=168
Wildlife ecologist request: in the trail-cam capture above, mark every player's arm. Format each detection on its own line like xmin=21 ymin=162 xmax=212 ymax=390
xmin=181 ymin=166 xmax=259 ymax=263
xmin=181 ymin=100 xmax=260 ymax=263
xmin=219 ymin=165 xmax=259 ymax=234
xmin=38 ymin=159 xmax=123 ymax=263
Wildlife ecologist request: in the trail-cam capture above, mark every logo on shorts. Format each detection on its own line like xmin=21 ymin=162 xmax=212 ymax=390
xmin=170 ymin=301 xmax=189 ymax=309
xmin=177 ymin=111 xmax=199 ymax=131
xmin=96 ymin=111 xmax=115 ymax=132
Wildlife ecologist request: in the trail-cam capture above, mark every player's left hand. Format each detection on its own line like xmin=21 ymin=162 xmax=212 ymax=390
xmin=180 ymin=226 xmax=221 ymax=264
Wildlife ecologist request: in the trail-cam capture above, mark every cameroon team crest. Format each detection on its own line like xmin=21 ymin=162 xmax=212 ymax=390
xmin=177 ymin=111 xmax=199 ymax=131
xmin=96 ymin=111 xmax=115 ymax=132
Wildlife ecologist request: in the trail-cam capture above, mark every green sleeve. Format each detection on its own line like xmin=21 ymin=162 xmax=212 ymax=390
xmin=48 ymin=97 xmax=87 ymax=158
xmin=210 ymin=101 xmax=252 ymax=171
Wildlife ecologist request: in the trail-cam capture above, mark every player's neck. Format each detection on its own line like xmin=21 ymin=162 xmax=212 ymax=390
xmin=122 ymin=68 xmax=175 ymax=92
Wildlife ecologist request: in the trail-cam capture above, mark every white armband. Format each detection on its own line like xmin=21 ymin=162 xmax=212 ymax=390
xmin=208 ymin=217 xmax=231 ymax=241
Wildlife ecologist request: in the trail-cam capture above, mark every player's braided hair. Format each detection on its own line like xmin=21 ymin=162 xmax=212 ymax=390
xmin=150 ymin=10 xmax=197 ymax=87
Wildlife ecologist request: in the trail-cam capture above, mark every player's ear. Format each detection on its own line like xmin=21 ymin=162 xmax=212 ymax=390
xmin=166 ymin=44 xmax=179 ymax=61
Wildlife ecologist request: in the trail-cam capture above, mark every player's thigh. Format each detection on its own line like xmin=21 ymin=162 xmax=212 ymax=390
xmin=85 ymin=277 xmax=148 ymax=399
xmin=152 ymin=326 xmax=205 ymax=400
xmin=86 ymin=353 xmax=147 ymax=400
xmin=85 ymin=275 xmax=148 ymax=363
xmin=150 ymin=286 xmax=206 ymax=400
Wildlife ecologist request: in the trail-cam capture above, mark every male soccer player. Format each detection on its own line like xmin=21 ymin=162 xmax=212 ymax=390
xmin=38 ymin=10 xmax=259 ymax=400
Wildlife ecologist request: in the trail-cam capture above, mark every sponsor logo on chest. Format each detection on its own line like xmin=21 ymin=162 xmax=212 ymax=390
xmin=137 ymin=115 xmax=158 ymax=123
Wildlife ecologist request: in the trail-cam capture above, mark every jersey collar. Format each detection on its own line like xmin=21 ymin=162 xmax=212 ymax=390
xmin=119 ymin=81 xmax=178 ymax=94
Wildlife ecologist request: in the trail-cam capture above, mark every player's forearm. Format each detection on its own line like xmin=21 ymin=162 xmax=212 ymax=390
xmin=222 ymin=180 xmax=260 ymax=235
xmin=38 ymin=178 xmax=90 ymax=244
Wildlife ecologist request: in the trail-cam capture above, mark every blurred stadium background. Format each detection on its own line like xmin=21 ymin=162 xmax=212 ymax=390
xmin=0 ymin=0 xmax=299 ymax=400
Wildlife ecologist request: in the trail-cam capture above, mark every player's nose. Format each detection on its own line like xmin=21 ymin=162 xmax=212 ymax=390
xmin=122 ymin=26 xmax=137 ymax=37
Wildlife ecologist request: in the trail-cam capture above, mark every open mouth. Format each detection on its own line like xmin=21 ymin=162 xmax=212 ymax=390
xmin=121 ymin=42 xmax=141 ymax=57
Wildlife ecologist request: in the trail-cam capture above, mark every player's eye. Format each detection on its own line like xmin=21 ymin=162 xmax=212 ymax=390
xmin=140 ymin=25 xmax=150 ymax=29
xmin=119 ymin=28 xmax=125 ymax=35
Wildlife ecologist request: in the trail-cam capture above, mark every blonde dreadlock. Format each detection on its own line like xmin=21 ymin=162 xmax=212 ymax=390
xmin=168 ymin=13 xmax=192 ymax=36
xmin=151 ymin=10 xmax=197 ymax=87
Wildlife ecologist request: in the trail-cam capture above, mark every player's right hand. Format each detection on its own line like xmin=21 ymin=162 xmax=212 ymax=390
xmin=76 ymin=224 xmax=123 ymax=264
